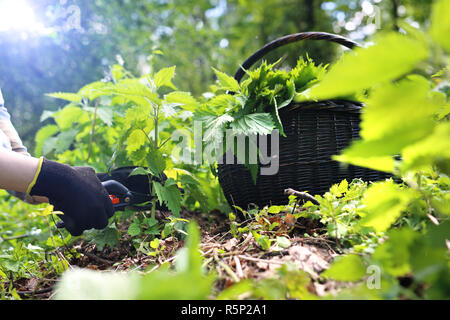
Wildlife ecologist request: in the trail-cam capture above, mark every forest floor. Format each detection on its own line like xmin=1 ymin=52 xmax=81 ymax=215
xmin=12 ymin=207 xmax=344 ymax=300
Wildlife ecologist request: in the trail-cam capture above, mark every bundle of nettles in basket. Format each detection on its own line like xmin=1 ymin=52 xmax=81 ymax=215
xmin=196 ymin=56 xmax=354 ymax=179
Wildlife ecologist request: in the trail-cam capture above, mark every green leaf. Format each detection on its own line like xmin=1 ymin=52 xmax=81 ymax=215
xmin=164 ymin=91 xmax=199 ymax=111
xmin=54 ymin=129 xmax=78 ymax=153
xmin=372 ymin=228 xmax=418 ymax=277
xmin=304 ymin=33 xmax=428 ymax=101
xmin=96 ymin=106 xmax=114 ymax=126
xmin=46 ymin=92 xmax=82 ymax=103
xmin=127 ymin=222 xmax=141 ymax=237
xmin=276 ymin=236 xmax=291 ymax=248
xmin=84 ymin=225 xmax=120 ymax=251
xmin=359 ymin=181 xmax=413 ymax=233
xmin=34 ymin=124 xmax=59 ymax=157
xmin=126 ymin=129 xmax=147 ymax=154
xmin=128 ymin=167 xmax=152 ymax=177
xmin=212 ymin=67 xmax=240 ymax=92
xmin=154 ymin=66 xmax=177 ymax=89
xmin=230 ymin=113 xmax=274 ymax=136
xmin=153 ymin=180 xmax=182 ymax=216
xmin=268 ymin=205 xmax=284 ymax=214
xmin=146 ymin=147 xmax=166 ymax=176
xmin=322 ymin=254 xmax=367 ymax=282
xmin=202 ymin=114 xmax=234 ymax=148
xmin=430 ymin=0 xmax=450 ymax=52
xmin=54 ymin=105 xmax=86 ymax=130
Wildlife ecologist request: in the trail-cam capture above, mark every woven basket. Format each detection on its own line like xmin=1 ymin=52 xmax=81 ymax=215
xmin=217 ymin=32 xmax=391 ymax=209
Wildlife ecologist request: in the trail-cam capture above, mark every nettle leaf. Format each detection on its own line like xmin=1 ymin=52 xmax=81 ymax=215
xmin=34 ymin=124 xmax=59 ymax=156
xmin=430 ymin=0 xmax=450 ymax=52
xmin=129 ymin=167 xmax=152 ymax=177
xmin=78 ymin=81 xmax=109 ymax=100
xmin=153 ymin=180 xmax=182 ymax=216
xmin=304 ymin=32 xmax=428 ymax=101
xmin=127 ymin=222 xmax=141 ymax=237
xmin=164 ymin=91 xmax=199 ymax=111
xmin=359 ymin=180 xmax=414 ymax=233
xmin=84 ymin=225 xmax=120 ymax=251
xmin=372 ymin=228 xmax=418 ymax=277
xmin=47 ymin=128 xmax=78 ymax=154
xmin=54 ymin=105 xmax=87 ymax=130
xmin=154 ymin=66 xmax=177 ymax=89
xmin=402 ymin=122 xmax=450 ymax=173
xmin=96 ymin=107 xmax=114 ymax=126
xmin=46 ymin=92 xmax=82 ymax=103
xmin=322 ymin=254 xmax=367 ymax=282
xmin=126 ymin=129 xmax=147 ymax=154
xmin=230 ymin=113 xmax=275 ymax=136
xmin=104 ymin=79 xmax=160 ymax=107
xmin=147 ymin=148 xmax=166 ymax=176
xmin=212 ymin=67 xmax=240 ymax=92
xmin=202 ymin=114 xmax=234 ymax=147
xmin=334 ymin=76 xmax=443 ymax=173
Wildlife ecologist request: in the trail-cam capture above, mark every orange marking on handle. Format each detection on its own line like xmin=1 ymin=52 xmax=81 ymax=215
xmin=109 ymin=195 xmax=120 ymax=205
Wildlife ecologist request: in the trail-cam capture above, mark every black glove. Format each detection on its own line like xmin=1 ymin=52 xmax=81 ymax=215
xmin=28 ymin=158 xmax=114 ymax=236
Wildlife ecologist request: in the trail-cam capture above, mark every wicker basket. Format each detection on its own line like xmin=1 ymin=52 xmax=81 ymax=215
xmin=217 ymin=32 xmax=391 ymax=209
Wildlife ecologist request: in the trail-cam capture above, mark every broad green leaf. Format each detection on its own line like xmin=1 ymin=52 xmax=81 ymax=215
xmin=103 ymin=79 xmax=160 ymax=107
xmin=430 ymin=0 xmax=450 ymax=52
xmin=402 ymin=122 xmax=450 ymax=173
xmin=322 ymin=254 xmax=367 ymax=282
xmin=359 ymin=181 xmax=413 ymax=233
xmin=95 ymin=107 xmax=114 ymax=126
xmin=360 ymin=76 xmax=438 ymax=142
xmin=372 ymin=228 xmax=418 ymax=277
xmin=153 ymin=180 xmax=182 ymax=216
xmin=202 ymin=114 xmax=234 ymax=147
xmin=54 ymin=105 xmax=86 ymax=130
xmin=129 ymin=167 xmax=152 ymax=177
xmin=46 ymin=92 xmax=82 ymax=103
xmin=164 ymin=91 xmax=199 ymax=111
xmin=147 ymin=147 xmax=166 ymax=176
xmin=302 ymin=33 xmax=428 ymax=101
xmin=276 ymin=236 xmax=291 ymax=248
xmin=230 ymin=113 xmax=274 ymax=136
xmin=334 ymin=76 xmax=443 ymax=173
xmin=34 ymin=124 xmax=59 ymax=157
xmin=78 ymin=81 xmax=109 ymax=100
xmin=126 ymin=129 xmax=147 ymax=153
xmin=84 ymin=225 xmax=120 ymax=251
xmin=53 ymin=129 xmax=78 ymax=153
xmin=154 ymin=66 xmax=176 ymax=89
xmin=212 ymin=67 xmax=240 ymax=92
xmin=127 ymin=222 xmax=141 ymax=237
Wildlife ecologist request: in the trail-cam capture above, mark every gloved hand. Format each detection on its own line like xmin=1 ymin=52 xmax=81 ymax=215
xmin=28 ymin=158 xmax=114 ymax=236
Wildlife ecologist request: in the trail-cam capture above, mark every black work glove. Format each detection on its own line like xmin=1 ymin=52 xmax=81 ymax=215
xmin=29 ymin=158 xmax=114 ymax=236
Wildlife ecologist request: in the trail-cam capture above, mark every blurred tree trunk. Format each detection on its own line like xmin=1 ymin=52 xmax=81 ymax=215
xmin=305 ymin=0 xmax=315 ymax=30
xmin=392 ymin=0 xmax=399 ymax=31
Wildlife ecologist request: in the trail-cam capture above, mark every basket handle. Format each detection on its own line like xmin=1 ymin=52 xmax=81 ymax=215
xmin=234 ymin=32 xmax=360 ymax=83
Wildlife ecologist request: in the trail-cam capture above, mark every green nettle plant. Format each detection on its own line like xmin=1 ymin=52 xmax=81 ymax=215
xmin=35 ymin=62 xmax=225 ymax=247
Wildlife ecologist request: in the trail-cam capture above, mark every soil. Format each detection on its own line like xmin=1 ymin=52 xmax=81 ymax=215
xmin=14 ymin=207 xmax=343 ymax=300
